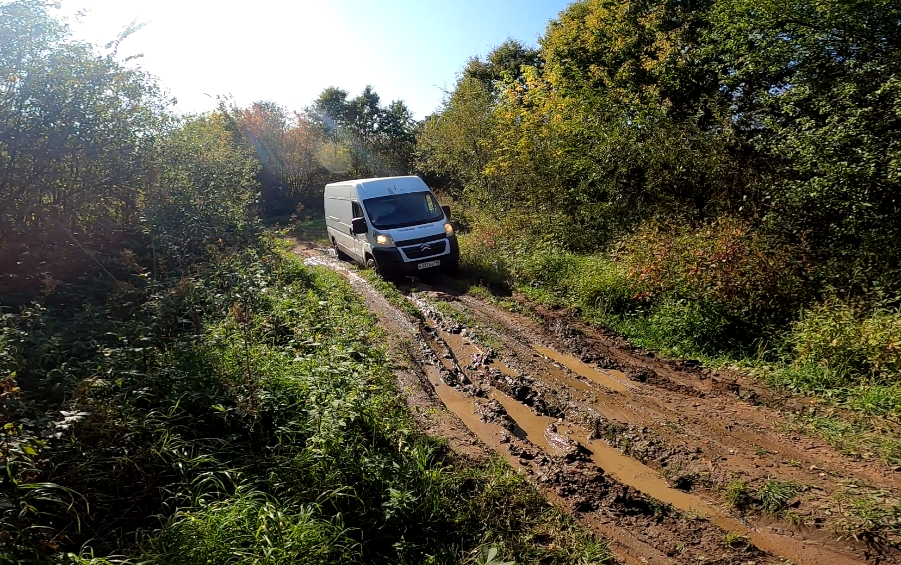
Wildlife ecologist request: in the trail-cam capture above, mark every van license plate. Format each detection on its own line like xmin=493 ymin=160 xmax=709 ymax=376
xmin=418 ymin=260 xmax=441 ymax=270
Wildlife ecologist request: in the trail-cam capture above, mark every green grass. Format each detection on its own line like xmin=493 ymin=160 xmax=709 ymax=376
xmin=358 ymin=269 xmax=424 ymax=321
xmin=433 ymin=299 xmax=476 ymax=328
xmin=833 ymin=490 xmax=901 ymax=546
xmin=2 ymin=243 xmax=610 ymax=564
xmin=724 ymin=480 xmax=750 ymax=509
xmin=290 ymin=212 xmax=329 ymax=245
xmin=757 ymin=480 xmax=804 ymax=515
xmin=784 ymin=413 xmax=901 ymax=466
xmin=722 ymin=532 xmax=750 ymax=548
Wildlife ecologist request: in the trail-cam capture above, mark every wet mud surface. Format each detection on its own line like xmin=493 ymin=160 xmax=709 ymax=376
xmin=297 ymin=243 xmax=901 ymax=565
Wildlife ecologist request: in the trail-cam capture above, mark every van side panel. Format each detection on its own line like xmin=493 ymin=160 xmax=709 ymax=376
xmin=325 ymin=184 xmax=352 ymax=199
xmin=324 ymin=186 xmax=360 ymax=261
xmin=325 ymin=197 xmax=353 ymax=226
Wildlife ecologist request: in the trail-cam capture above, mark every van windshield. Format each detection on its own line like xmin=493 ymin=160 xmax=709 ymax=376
xmin=362 ymin=192 xmax=444 ymax=229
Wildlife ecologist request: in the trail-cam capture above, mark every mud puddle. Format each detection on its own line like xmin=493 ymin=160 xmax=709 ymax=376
xmin=492 ymin=388 xmax=853 ymax=565
xmin=411 ymin=295 xmax=868 ymax=565
xmin=297 ymin=247 xmax=894 ymax=564
xmin=489 ymin=387 xmax=708 ymax=515
xmin=533 ymin=344 xmax=633 ymax=393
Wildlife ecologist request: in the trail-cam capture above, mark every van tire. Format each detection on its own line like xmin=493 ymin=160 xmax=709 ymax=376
xmin=365 ymin=255 xmax=378 ymax=273
xmin=332 ymin=239 xmax=350 ymax=261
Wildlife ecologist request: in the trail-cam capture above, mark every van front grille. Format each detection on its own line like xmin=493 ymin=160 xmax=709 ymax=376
xmin=401 ymin=238 xmax=447 ymax=259
xmin=394 ymin=234 xmax=446 ymax=247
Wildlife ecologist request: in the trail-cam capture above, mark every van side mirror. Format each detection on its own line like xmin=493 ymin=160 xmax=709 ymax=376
xmin=351 ymin=217 xmax=368 ymax=234
xmin=441 ymin=205 xmax=451 ymax=220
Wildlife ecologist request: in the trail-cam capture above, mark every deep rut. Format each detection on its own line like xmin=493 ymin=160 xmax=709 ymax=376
xmin=298 ymin=246 xmax=901 ymax=565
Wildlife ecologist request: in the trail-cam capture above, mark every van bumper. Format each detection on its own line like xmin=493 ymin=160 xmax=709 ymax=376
xmin=372 ymin=236 xmax=459 ymax=277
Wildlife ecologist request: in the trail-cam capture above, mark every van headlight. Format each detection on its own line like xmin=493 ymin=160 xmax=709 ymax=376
xmin=375 ymin=233 xmax=394 ymax=246
xmin=444 ymin=222 xmax=454 ymax=236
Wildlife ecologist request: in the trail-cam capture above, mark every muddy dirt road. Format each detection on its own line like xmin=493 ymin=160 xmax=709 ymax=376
xmin=296 ymin=242 xmax=901 ymax=565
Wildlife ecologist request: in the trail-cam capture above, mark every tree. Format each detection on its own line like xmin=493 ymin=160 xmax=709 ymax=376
xmin=707 ymin=0 xmax=901 ymax=290
xmin=417 ymin=77 xmax=496 ymax=200
xmin=309 ymin=86 xmax=418 ymax=180
xmin=540 ymin=0 xmax=720 ymax=123
xmin=462 ymin=38 xmax=541 ymax=91
xmin=375 ymin=100 xmax=416 ymax=175
xmin=0 ymin=0 xmax=166 ymax=291
xmin=141 ymin=113 xmax=260 ymax=266
xmin=229 ymin=101 xmax=306 ymax=215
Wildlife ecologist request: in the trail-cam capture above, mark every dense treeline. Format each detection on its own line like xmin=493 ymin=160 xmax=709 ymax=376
xmin=0 ymin=0 xmax=418 ymax=296
xmin=0 ymin=2 xmax=606 ymax=563
xmin=417 ymin=0 xmax=901 ymax=412
xmin=227 ymin=88 xmax=417 ymax=217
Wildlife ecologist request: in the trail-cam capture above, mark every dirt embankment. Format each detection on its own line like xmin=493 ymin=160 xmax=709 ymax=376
xmin=296 ymin=242 xmax=901 ymax=565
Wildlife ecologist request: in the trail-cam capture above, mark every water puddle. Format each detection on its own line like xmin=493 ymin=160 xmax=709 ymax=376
xmin=485 ymin=383 xmax=855 ymax=565
xmin=533 ymin=345 xmax=632 ymax=393
xmin=420 ymin=299 xmax=642 ymax=427
xmin=490 ymin=390 xmax=556 ymax=450
xmin=423 ymin=364 xmax=500 ymax=446
xmin=492 ymin=360 xmax=520 ymax=378
xmin=440 ymin=328 xmax=482 ymax=359
xmin=493 ymin=385 xmax=709 ymax=514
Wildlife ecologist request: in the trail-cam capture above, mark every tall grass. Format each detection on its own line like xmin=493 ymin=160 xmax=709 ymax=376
xmin=1 ymin=243 xmax=609 ymax=564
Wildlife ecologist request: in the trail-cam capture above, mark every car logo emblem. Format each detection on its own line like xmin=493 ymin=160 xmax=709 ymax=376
xmin=420 ymin=243 xmax=433 ymax=252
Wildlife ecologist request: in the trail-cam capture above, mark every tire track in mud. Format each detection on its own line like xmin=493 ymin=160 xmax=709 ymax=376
xmin=298 ymin=246 xmax=896 ymax=565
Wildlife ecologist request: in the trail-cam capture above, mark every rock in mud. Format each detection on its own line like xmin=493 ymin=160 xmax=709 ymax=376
xmin=545 ymin=422 xmax=577 ymax=455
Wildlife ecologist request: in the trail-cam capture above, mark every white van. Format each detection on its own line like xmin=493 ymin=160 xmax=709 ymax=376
xmin=324 ymin=176 xmax=458 ymax=277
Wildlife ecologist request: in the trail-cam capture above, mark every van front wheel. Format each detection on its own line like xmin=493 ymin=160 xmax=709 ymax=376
xmin=366 ymin=256 xmax=391 ymax=278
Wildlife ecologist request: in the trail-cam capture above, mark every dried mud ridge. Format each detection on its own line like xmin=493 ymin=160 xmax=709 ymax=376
xmin=299 ymin=247 xmax=901 ymax=565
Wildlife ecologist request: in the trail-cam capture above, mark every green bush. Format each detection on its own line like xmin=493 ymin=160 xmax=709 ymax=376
xmin=150 ymin=491 xmax=354 ymax=565
xmin=790 ymin=301 xmax=901 ymax=383
xmin=612 ymin=298 xmax=738 ymax=358
xmin=458 ymin=232 xmax=512 ymax=286
xmin=459 ymin=224 xmax=759 ymax=358
xmin=614 ymin=219 xmax=809 ymax=330
xmin=141 ymin=114 xmax=262 ymax=268
xmin=566 ymin=255 xmax=638 ymax=318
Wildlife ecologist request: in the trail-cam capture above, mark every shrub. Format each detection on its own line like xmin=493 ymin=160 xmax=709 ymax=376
xmin=615 ymin=218 xmax=809 ymax=330
xmin=614 ymin=297 xmax=740 ymax=357
xmin=724 ymin=480 xmax=750 ymax=509
xmin=458 ymin=232 xmax=512 ymax=286
xmin=790 ymin=301 xmax=901 ymax=383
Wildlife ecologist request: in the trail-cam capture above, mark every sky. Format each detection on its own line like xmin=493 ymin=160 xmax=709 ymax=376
xmin=57 ymin=0 xmax=573 ymax=119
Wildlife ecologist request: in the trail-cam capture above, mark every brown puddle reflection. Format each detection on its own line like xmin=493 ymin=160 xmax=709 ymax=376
xmin=493 ymin=388 xmax=709 ymax=514
xmin=423 ymin=365 xmax=500 ymax=446
xmin=533 ymin=345 xmax=632 ymax=393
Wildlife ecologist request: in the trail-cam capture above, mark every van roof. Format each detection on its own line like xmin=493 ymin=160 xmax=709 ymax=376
xmin=325 ymin=176 xmax=431 ymax=199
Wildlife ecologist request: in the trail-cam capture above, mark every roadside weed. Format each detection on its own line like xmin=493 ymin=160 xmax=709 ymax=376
xmin=724 ymin=480 xmax=750 ymax=509
xmin=758 ymin=480 xmax=804 ymax=515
